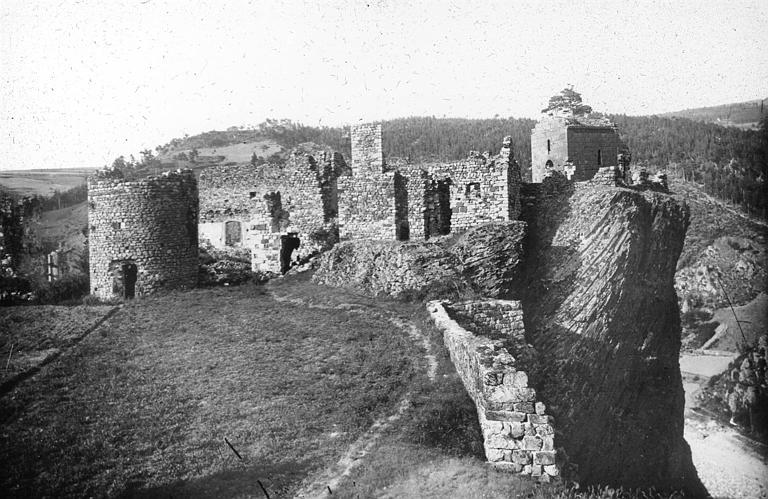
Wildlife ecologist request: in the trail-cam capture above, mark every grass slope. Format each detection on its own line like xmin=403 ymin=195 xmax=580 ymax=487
xmin=0 ymin=169 xmax=91 ymax=197
xmin=0 ymin=282 xmax=419 ymax=498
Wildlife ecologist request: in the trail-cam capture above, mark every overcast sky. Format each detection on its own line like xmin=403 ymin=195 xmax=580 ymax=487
xmin=1 ymin=0 xmax=767 ymax=171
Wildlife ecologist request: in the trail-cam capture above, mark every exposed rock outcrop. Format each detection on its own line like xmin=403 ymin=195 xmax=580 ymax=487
xmin=312 ymin=221 xmax=525 ymax=299
xmin=517 ymin=179 xmax=707 ymax=495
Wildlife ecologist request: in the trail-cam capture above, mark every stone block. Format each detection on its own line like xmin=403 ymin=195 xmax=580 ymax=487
xmin=507 ymin=422 xmax=525 ymax=438
xmin=532 ymin=451 xmax=556 ymax=465
xmin=485 ymin=448 xmax=505 ymax=462
xmin=511 ymin=449 xmax=531 ymax=465
xmin=528 ymin=414 xmax=551 ymax=425
xmin=535 ymin=424 xmax=555 ymax=436
xmin=544 ymin=464 xmax=560 ymax=477
xmin=522 ymin=435 xmax=542 ymax=451
xmin=513 ymin=402 xmax=535 ymax=413
xmin=535 ymin=401 xmax=546 ymax=415
xmin=531 ymin=464 xmax=543 ymax=477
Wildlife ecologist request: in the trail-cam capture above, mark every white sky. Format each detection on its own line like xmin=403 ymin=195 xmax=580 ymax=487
xmin=1 ymin=0 xmax=767 ymax=170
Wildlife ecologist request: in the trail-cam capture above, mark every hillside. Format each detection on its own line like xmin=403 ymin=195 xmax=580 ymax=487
xmin=0 ymin=169 xmax=92 ymax=198
xmin=661 ymin=98 xmax=767 ymax=129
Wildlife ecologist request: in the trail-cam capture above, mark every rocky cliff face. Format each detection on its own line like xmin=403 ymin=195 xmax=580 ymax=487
xmin=517 ymin=178 xmax=707 ymax=495
xmin=312 ymin=221 xmax=525 ymax=299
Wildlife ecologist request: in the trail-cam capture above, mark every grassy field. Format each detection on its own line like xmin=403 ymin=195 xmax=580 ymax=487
xmin=1 ymin=274 xmax=694 ymax=498
xmin=0 ymin=305 xmax=113 ymax=390
xmin=0 ymin=279 xmax=422 ymax=497
xmin=0 ymin=168 xmax=93 ymax=197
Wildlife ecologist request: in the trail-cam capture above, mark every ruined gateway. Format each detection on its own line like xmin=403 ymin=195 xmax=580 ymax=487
xmin=87 ymin=115 xmax=704 ymax=494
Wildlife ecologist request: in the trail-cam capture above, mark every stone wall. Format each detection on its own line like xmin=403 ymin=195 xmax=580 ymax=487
xmin=88 ymin=169 xmax=198 ymax=300
xmin=566 ymin=127 xmax=620 ymax=181
xmin=531 ymin=116 xmax=621 ymax=182
xmin=340 ymin=122 xmax=521 ymax=242
xmin=199 ymin=150 xmax=345 ymax=273
xmin=427 ymin=300 xmax=559 ymax=481
xmin=351 ymin=123 xmax=384 ymax=174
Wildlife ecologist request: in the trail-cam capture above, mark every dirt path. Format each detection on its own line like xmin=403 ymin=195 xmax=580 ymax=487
xmin=266 ymin=288 xmax=437 ymax=498
xmin=681 ymin=353 xmax=768 ymax=498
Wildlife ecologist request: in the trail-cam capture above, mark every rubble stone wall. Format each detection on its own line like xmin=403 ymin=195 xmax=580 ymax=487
xmin=88 ymin=170 xmax=198 ymax=300
xmin=199 ymin=152 xmax=343 ymax=272
xmin=427 ymin=300 xmax=559 ymax=481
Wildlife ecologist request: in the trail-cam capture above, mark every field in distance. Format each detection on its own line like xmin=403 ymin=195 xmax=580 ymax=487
xmin=0 ymin=168 xmax=95 ymax=197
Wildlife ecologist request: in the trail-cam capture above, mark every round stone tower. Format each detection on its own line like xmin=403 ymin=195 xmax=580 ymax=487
xmin=87 ymin=169 xmax=198 ymax=300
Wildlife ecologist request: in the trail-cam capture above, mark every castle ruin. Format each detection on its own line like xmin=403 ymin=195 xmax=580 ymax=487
xmin=87 ymin=169 xmax=198 ymax=300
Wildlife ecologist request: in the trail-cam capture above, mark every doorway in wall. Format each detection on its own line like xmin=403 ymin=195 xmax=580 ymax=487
xmin=110 ymin=260 xmax=138 ymax=299
xmin=280 ymin=233 xmax=301 ymax=274
xmin=424 ymin=179 xmax=451 ymax=239
xmin=225 ymin=220 xmax=242 ymax=246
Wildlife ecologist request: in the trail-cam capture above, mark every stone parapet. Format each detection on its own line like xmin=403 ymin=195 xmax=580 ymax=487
xmin=427 ymin=300 xmax=559 ymax=482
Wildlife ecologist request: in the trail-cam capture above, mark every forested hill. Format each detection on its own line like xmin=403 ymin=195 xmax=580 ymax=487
xmin=153 ymin=113 xmax=767 ymax=219
xmin=660 ymin=98 xmax=766 ymax=128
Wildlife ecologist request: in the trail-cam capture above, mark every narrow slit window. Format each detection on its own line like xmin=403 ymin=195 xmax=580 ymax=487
xmin=597 ymin=149 xmax=602 ymax=166
xmin=547 ymin=139 xmax=551 ymax=153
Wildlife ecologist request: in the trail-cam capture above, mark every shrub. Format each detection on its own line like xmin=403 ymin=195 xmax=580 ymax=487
xmin=33 ymin=272 xmax=90 ymax=305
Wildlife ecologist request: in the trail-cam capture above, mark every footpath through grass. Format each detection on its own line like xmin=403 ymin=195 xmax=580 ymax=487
xmin=0 ymin=281 xmax=419 ymax=497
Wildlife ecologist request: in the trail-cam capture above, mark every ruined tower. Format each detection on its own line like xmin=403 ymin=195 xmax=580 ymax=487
xmin=531 ymin=113 xmax=622 ymax=182
xmin=88 ymin=169 xmax=198 ymax=300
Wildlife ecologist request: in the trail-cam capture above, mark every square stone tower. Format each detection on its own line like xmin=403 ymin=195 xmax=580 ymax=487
xmin=531 ymin=114 xmax=621 ymax=182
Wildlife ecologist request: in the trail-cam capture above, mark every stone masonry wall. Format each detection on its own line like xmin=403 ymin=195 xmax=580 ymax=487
xmin=566 ymin=127 xmax=621 ymax=181
xmin=340 ymin=123 xmax=521 ymax=242
xmin=531 ymin=115 xmax=621 ymax=182
xmin=427 ymin=300 xmax=559 ymax=482
xmin=199 ymin=151 xmax=343 ymax=272
xmin=88 ymin=169 xmax=198 ymax=300
xmin=350 ymin=123 xmax=384 ymax=174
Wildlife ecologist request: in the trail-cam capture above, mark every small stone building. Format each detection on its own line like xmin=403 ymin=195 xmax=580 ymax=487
xmin=88 ymin=169 xmax=198 ymax=300
xmin=198 ymin=150 xmax=349 ymax=273
xmin=530 ymin=111 xmax=622 ymax=183
xmin=338 ymin=124 xmax=522 ymax=241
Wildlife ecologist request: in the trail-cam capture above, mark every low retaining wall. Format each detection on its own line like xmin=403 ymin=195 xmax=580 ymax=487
xmin=427 ymin=299 xmax=559 ymax=481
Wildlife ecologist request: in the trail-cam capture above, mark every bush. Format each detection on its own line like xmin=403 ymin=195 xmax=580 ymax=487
xmin=33 ymin=273 xmax=90 ymax=305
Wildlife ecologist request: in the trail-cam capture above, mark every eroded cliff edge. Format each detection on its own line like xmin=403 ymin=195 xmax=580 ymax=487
xmin=517 ymin=177 xmax=707 ymax=495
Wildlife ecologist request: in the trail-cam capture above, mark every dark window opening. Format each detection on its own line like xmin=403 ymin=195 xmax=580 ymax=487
xmin=394 ymin=172 xmax=409 ymax=241
xmin=225 ymin=220 xmax=242 ymax=246
xmin=249 ymin=191 xmax=257 ymax=199
xmin=424 ymin=179 xmax=451 ymax=239
xmin=280 ymin=233 xmax=301 ymax=274
xmin=465 ymin=182 xmax=481 ymax=198
xmin=545 ymin=160 xmax=554 ymax=170
xmin=264 ymin=191 xmax=284 ymax=232
xmin=547 ymin=139 xmax=551 ymax=153
xmin=597 ymin=149 xmax=602 ymax=166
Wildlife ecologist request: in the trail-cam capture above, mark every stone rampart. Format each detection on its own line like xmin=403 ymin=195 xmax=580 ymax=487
xmin=88 ymin=169 xmax=198 ymax=300
xmin=427 ymin=300 xmax=559 ymax=481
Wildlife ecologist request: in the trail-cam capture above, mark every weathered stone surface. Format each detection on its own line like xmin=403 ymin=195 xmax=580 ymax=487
xmin=535 ymin=401 xmax=546 ymax=415
xmin=88 ymin=170 xmax=198 ymax=300
xmin=544 ymin=464 xmax=560 ymax=477
xmin=533 ymin=451 xmax=557 ymax=465
xmin=518 ymin=179 xmax=706 ymax=495
xmin=427 ymin=300 xmax=559 ymax=479
xmin=521 ymin=435 xmax=542 ymax=451
xmin=313 ymin=221 xmax=525 ymax=299
xmin=198 ymin=148 xmax=345 ymax=273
